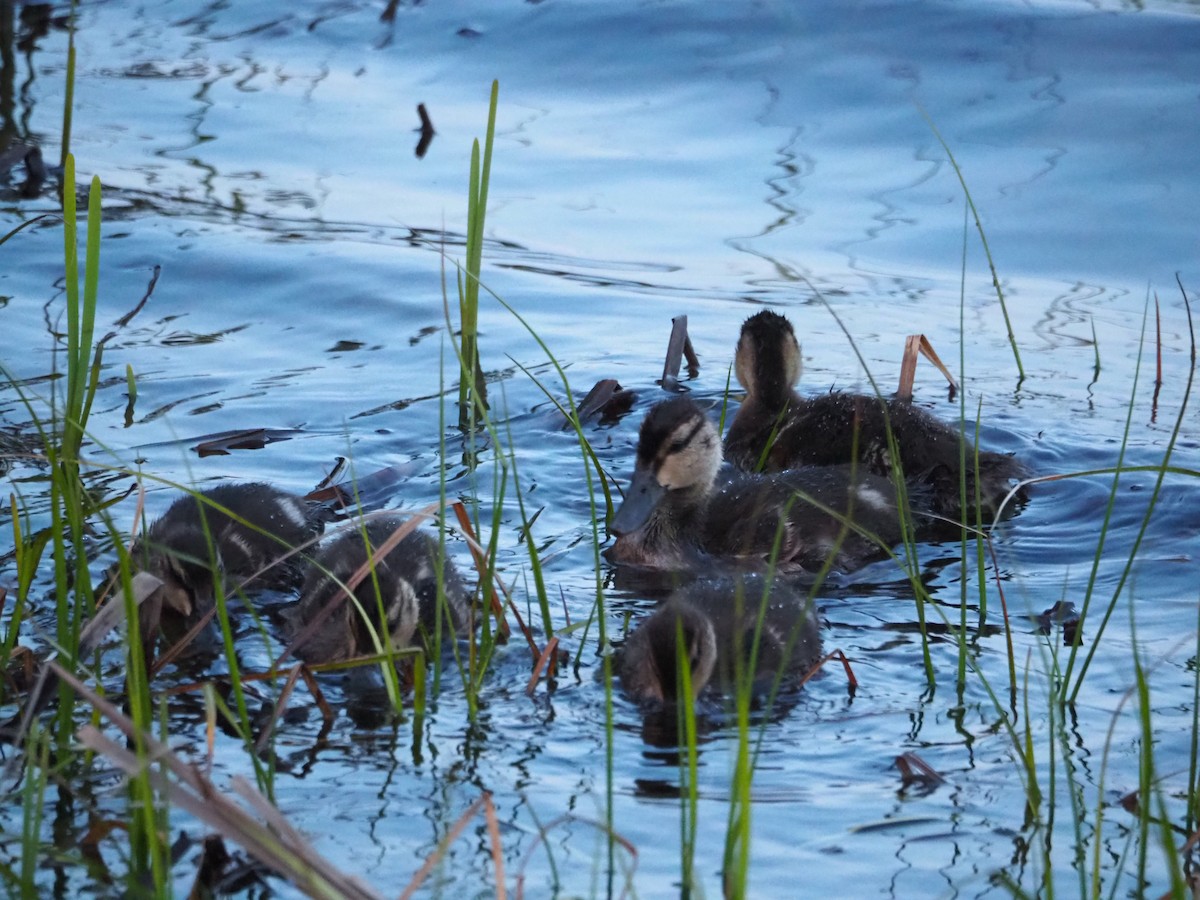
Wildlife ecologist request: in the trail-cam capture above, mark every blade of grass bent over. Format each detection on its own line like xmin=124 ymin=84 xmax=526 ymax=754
xmin=916 ymin=103 xmax=1024 ymax=380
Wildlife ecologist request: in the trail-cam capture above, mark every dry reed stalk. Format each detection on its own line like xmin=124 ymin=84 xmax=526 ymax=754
xmin=252 ymin=663 xmax=304 ymax=755
xmin=514 ymin=814 xmax=638 ymax=900
xmin=897 ymin=334 xmax=958 ymax=402
xmin=398 ymin=792 xmax=504 ymax=900
xmin=451 ymin=499 xmax=522 ymax=648
xmin=483 ymin=792 xmax=506 ymax=900
xmin=798 ymin=648 xmax=858 ymax=691
xmin=525 ymin=636 xmax=560 ymax=695
xmin=54 ymin=662 xmax=384 ymax=900
xmin=0 ymin=570 xmax=161 ymax=748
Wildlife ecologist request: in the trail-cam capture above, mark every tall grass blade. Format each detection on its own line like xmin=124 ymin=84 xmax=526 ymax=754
xmin=47 ymin=158 xmax=105 ymax=745
xmin=458 ymin=80 xmax=499 ymax=429
xmin=60 ymin=1 xmax=76 ymax=174
xmin=1066 ymin=287 xmax=1194 ymax=700
xmin=916 ymin=104 xmax=1025 ymax=380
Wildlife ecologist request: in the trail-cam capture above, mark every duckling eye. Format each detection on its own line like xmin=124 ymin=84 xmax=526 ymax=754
xmin=669 ymin=438 xmax=688 ymax=453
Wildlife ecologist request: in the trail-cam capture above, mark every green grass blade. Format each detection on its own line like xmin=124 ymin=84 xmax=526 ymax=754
xmin=917 ymin=104 xmax=1024 ymax=380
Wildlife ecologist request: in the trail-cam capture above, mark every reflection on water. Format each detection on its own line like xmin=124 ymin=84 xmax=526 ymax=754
xmin=2 ymin=0 xmax=1200 ymax=896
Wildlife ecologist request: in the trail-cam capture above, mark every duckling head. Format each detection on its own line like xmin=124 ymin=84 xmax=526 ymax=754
xmin=129 ymin=522 xmax=224 ymax=618
xmin=610 ymin=396 xmax=723 ymax=537
xmin=364 ymin=572 xmax=421 ymax=657
xmin=620 ymin=598 xmax=718 ymax=704
xmin=734 ymin=310 xmax=802 ymax=406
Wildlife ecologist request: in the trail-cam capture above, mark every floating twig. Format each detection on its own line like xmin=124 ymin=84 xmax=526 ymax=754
xmin=568 ymin=378 xmax=636 ymax=428
xmin=659 ymin=315 xmax=697 ymax=392
xmin=798 ymin=647 xmax=858 ymax=692
xmin=897 ymin=334 xmax=958 ymax=402
xmin=415 ymin=103 xmax=436 ymax=159
xmin=894 ymin=751 xmax=947 ymax=788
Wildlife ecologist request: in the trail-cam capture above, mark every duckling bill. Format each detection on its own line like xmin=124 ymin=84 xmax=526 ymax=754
xmin=289 ymin=517 xmax=471 ymax=665
xmin=725 ymin=310 xmax=1026 ymax=524
xmin=608 ymin=396 xmax=911 ymax=573
xmin=619 ymin=575 xmax=822 ymax=706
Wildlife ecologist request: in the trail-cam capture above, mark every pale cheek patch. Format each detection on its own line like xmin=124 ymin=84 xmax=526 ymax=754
xmin=657 ymin=456 xmax=688 ymax=490
xmin=855 ymin=485 xmax=892 ymax=512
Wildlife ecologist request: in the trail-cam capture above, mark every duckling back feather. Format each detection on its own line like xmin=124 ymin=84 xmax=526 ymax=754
xmin=619 ymin=574 xmax=822 ymax=706
xmin=725 ymin=310 xmax=1026 ymax=524
xmin=609 ymin=396 xmax=910 ymax=573
xmin=291 ymin=517 xmax=470 ymax=664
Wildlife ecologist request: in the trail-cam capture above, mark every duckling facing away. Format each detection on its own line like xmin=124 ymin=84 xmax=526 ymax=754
xmin=725 ymin=310 xmax=1026 ymax=523
xmin=119 ymin=482 xmax=323 ymax=626
xmin=608 ymin=396 xmax=911 ymax=573
xmin=619 ymin=574 xmax=823 ymax=705
xmin=289 ymin=517 xmax=471 ymax=664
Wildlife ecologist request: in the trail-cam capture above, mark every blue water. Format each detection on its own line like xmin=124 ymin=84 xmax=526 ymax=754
xmin=2 ymin=0 xmax=1199 ymax=896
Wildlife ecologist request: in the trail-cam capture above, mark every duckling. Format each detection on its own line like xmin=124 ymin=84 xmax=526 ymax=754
xmin=608 ymin=396 xmax=910 ymax=573
xmin=117 ymin=482 xmax=323 ymax=625
xmin=619 ymin=574 xmax=822 ymax=705
xmin=724 ymin=310 xmax=1025 ymax=522
xmin=288 ymin=517 xmax=471 ymax=664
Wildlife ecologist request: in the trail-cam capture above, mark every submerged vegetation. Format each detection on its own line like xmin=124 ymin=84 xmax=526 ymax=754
xmin=2 ymin=13 xmax=1200 ymax=900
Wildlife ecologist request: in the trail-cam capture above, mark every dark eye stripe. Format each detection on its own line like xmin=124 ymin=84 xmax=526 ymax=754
xmin=668 ymin=418 xmax=705 ymax=454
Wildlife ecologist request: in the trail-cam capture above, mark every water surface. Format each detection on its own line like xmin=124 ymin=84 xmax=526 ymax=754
xmin=2 ymin=0 xmax=1199 ymax=896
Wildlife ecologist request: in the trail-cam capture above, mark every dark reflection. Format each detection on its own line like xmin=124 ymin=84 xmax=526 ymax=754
xmin=316 ymin=665 xmax=409 ymax=732
xmin=1032 ymin=600 xmax=1081 ymax=646
xmin=634 ymin=705 xmax=722 ymax=758
xmin=631 ymin=683 xmax=808 ymax=778
xmin=0 ymin=3 xmax=61 ymax=201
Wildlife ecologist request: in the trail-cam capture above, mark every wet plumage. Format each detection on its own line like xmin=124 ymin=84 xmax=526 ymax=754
xmin=119 ymin=482 xmax=323 ymax=624
xmin=608 ymin=396 xmax=911 ymax=573
xmin=289 ymin=517 xmax=471 ymax=664
xmin=619 ymin=574 xmax=823 ymax=705
xmin=724 ymin=309 xmax=1026 ymax=524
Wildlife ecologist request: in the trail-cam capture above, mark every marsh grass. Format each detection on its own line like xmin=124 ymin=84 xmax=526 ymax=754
xmin=0 ymin=155 xmax=182 ymax=891
xmin=0 ymin=131 xmax=514 ymax=889
xmin=626 ymin=150 xmax=1200 ymax=897
xmin=456 ymin=80 xmax=498 ymax=431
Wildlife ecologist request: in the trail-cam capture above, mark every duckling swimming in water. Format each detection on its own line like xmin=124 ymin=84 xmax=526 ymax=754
xmin=117 ymin=482 xmax=323 ymax=629
xmin=608 ymin=396 xmax=911 ymax=573
xmin=724 ymin=310 xmax=1025 ymax=523
xmin=619 ymin=574 xmax=822 ymax=706
xmin=288 ymin=516 xmax=471 ymax=664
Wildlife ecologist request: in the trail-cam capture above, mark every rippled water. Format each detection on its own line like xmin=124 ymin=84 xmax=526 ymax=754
xmin=2 ymin=0 xmax=1199 ymax=896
